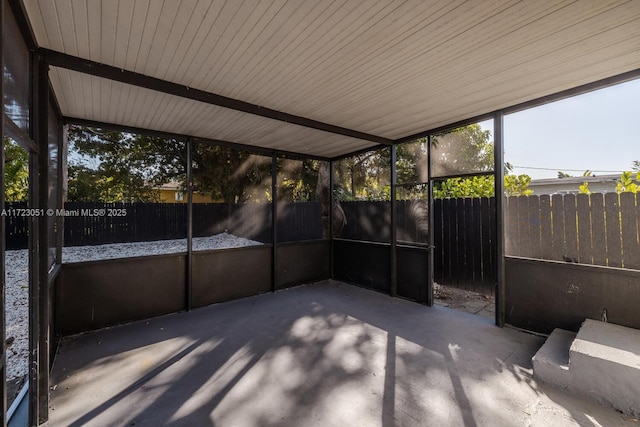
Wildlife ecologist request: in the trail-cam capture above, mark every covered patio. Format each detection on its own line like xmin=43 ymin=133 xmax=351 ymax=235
xmin=2 ymin=1 xmax=639 ymax=425
xmin=43 ymin=282 xmax=629 ymax=426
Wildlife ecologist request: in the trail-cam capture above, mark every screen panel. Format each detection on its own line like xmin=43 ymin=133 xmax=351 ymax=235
xmin=431 ymin=121 xmax=494 ymax=178
xmin=2 ymin=0 xmax=30 ymax=131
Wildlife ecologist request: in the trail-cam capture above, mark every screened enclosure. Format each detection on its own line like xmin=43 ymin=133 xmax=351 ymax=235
xmin=2 ymin=1 xmax=640 ymax=426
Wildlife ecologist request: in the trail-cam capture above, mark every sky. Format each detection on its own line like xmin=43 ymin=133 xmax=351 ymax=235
xmin=480 ymin=78 xmax=640 ymax=180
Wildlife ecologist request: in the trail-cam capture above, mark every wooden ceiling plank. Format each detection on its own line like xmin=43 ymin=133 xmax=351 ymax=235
xmin=99 ymin=0 xmax=118 ymax=67
xmin=204 ymin=0 xmax=310 ymax=95
xmin=238 ymin=0 xmax=396 ymax=103
xmin=283 ymin=0 xmax=623 ymax=125
xmin=122 ymin=0 xmax=148 ymax=73
xmin=191 ymin=0 xmax=281 ymax=91
xmin=49 ymin=0 xmax=72 ymax=54
xmin=144 ymin=1 xmax=191 ymax=78
xmin=220 ymin=0 xmax=334 ymax=98
xmin=153 ymin=0 xmax=199 ymax=81
xmin=180 ymin=1 xmax=240 ymax=87
xmin=164 ymin=1 xmax=225 ymax=84
xmin=111 ymin=0 xmax=136 ymax=70
xmin=310 ymin=4 xmax=639 ymax=134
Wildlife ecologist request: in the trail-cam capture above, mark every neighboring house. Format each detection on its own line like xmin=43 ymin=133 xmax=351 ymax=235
xmin=155 ymin=182 xmax=217 ymax=203
xmin=528 ymin=174 xmax=623 ymax=195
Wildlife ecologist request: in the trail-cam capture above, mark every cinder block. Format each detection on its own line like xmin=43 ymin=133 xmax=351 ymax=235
xmin=532 ymin=328 xmax=576 ymax=390
xmin=569 ymin=319 xmax=640 ymax=417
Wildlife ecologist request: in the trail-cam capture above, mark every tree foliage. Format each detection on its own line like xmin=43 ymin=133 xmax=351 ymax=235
xmin=67 ymin=123 xmax=531 ymax=204
xmin=433 ymin=176 xmax=494 ymax=198
xmin=277 ymin=158 xmax=321 ymax=202
xmin=431 ymin=125 xmax=494 ymax=176
xmin=68 ymin=126 xmax=323 ymax=204
xmin=68 ymin=126 xmax=184 ymax=202
xmin=334 ymin=148 xmax=391 ymax=201
xmin=3 ymin=137 xmax=29 ymax=202
xmin=503 ymin=174 xmax=534 ymax=196
xmin=616 ymin=170 xmax=640 ymax=194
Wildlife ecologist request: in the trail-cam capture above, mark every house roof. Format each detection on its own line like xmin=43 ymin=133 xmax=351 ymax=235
xmin=529 ymin=174 xmax=621 ymax=186
xmin=22 ymin=0 xmax=640 ymax=159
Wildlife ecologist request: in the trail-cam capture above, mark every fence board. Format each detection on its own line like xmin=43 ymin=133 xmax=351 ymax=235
xmin=463 ymin=198 xmax=474 ymax=289
xmin=590 ymin=194 xmax=607 ymax=266
xmin=563 ymin=194 xmax=578 ymax=263
xmin=620 ymin=192 xmax=639 ymax=270
xmin=488 ymin=196 xmax=497 ymax=285
xmin=528 ymin=195 xmax=541 ymax=259
xmin=516 ymin=196 xmax=533 ymax=258
xmin=440 ymin=198 xmax=452 ymax=284
xmin=433 ymin=199 xmax=444 ymax=284
xmin=604 ymin=192 xmax=622 ymax=268
xmin=471 ymin=198 xmax=482 ymax=287
xmin=505 ymin=196 xmax=520 ymax=257
xmin=446 ymin=199 xmax=457 ymax=285
xmin=576 ymin=194 xmax=593 ymax=264
xmin=550 ymin=194 xmax=565 ymax=262
xmin=539 ymin=195 xmax=552 ymax=262
xmin=455 ymin=198 xmax=467 ymax=288
xmin=480 ymin=197 xmax=492 ymax=283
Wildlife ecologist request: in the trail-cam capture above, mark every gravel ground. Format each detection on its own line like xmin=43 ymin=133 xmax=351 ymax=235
xmin=4 ymin=233 xmax=262 ymax=403
xmin=433 ymin=282 xmax=495 ymax=320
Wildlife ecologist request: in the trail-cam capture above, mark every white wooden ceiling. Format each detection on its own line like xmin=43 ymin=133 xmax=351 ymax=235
xmin=23 ymin=0 xmax=640 ymax=158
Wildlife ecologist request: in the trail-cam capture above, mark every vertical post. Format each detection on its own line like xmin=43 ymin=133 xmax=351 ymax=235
xmin=36 ymin=55 xmax=50 ymax=424
xmin=390 ymin=146 xmax=397 ymax=297
xmin=329 ymin=160 xmax=334 ymax=278
xmin=271 ymin=153 xmax=277 ymax=292
xmin=28 ymin=49 xmax=41 ymax=426
xmin=427 ymin=135 xmax=434 ymax=307
xmin=0 ymin=0 xmax=7 ymax=423
xmin=56 ymin=124 xmax=65 ymax=266
xmin=494 ymin=111 xmax=506 ymax=327
xmin=186 ymin=138 xmax=193 ymax=311
xmin=28 ymin=149 xmax=39 ymax=426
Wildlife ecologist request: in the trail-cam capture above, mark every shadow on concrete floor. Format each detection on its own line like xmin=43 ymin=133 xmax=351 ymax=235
xmin=43 ymin=280 xmax=629 ymax=427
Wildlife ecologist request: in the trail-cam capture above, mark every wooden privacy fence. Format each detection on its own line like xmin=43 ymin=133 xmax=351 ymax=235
xmin=4 ymin=201 xmax=324 ymax=249
xmin=6 ymin=198 xmax=498 ymax=294
xmin=506 ymin=193 xmax=640 ymax=270
xmin=433 ymin=197 xmax=496 ymax=295
xmin=339 ymin=198 xmax=497 ymax=296
xmin=63 ymin=202 xmax=187 ymax=247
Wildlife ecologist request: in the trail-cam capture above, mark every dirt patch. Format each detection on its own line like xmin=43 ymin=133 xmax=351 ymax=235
xmin=433 ymin=283 xmax=495 ymax=320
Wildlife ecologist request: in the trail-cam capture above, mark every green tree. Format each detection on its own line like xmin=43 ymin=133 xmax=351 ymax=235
xmin=433 ymin=175 xmax=494 ymax=198
xmin=277 ymin=158 xmax=321 ymax=202
xmin=335 ymin=148 xmax=390 ymax=201
xmin=67 ymin=126 xmax=185 ymax=202
xmin=3 ymin=137 xmax=29 ymax=202
xmin=504 ymin=174 xmax=533 ymax=196
xmin=616 ymin=171 xmax=640 ymax=194
xmin=191 ymin=143 xmax=272 ymax=203
xmin=579 ymin=182 xmax=591 ymax=195
xmin=430 ymin=124 xmax=493 ymax=176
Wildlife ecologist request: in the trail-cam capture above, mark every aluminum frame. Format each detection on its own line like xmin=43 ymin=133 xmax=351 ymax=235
xmin=0 ymin=0 xmax=6 ymax=422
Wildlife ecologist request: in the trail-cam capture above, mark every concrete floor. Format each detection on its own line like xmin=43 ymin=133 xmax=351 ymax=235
xmin=44 ymin=281 xmax=631 ymax=427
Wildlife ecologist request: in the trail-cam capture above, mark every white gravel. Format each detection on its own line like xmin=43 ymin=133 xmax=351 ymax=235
xmin=4 ymin=233 xmax=262 ymax=387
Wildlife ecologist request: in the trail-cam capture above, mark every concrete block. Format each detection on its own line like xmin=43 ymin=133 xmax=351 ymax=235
xmin=569 ymin=319 xmax=640 ymax=417
xmin=532 ymin=328 xmax=576 ymax=390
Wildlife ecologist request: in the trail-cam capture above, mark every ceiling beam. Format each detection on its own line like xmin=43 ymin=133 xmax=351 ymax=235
xmin=42 ymin=48 xmax=392 ymax=146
